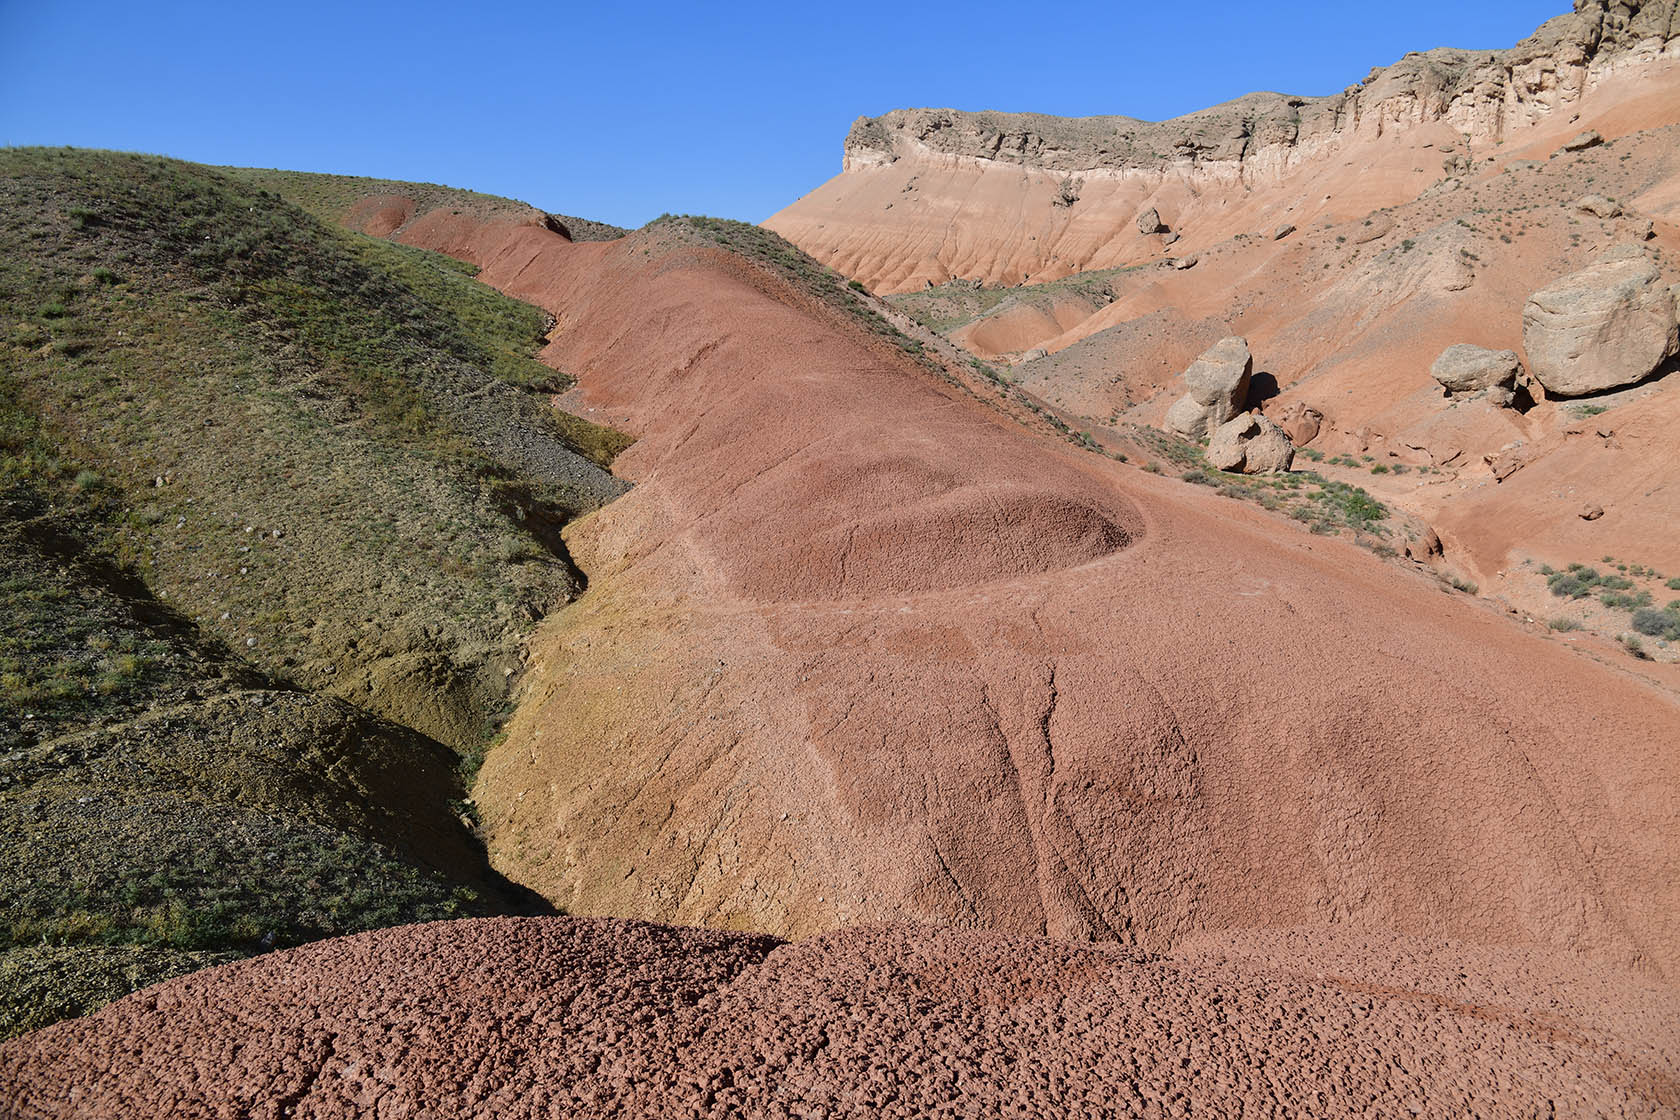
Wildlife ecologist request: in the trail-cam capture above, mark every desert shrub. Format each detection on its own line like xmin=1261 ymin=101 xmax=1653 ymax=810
xmin=1631 ymin=608 xmax=1680 ymax=640
xmin=1547 ymin=618 xmax=1582 ymax=631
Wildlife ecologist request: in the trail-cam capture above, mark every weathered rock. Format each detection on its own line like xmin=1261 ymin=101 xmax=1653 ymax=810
xmin=1137 ymin=207 xmax=1166 ymax=234
xmin=1521 ymin=253 xmax=1680 ymax=396
xmin=1274 ymin=223 xmax=1297 ymax=241
xmin=1171 ymin=255 xmax=1198 ymax=270
xmin=1486 ymin=443 xmax=1530 ymax=482
xmin=1574 ymin=194 xmax=1623 ymax=219
xmin=1558 ymin=130 xmax=1604 ymax=153
xmin=1163 ymin=337 xmax=1253 ymax=440
xmin=1163 ymin=230 xmax=1181 ymax=246
xmin=1206 ymin=412 xmax=1295 ymax=474
xmin=1019 ymin=347 xmax=1048 ymax=362
xmin=1404 ymin=527 xmax=1442 ymax=563
xmin=1443 ymin=254 xmax=1476 ymax=292
xmin=1580 ymin=504 xmax=1605 ymax=521
xmin=1430 ymin=344 xmax=1524 ymax=403
xmin=1352 ymin=213 xmax=1395 ymax=244
xmin=1275 ymin=401 xmax=1323 ymax=446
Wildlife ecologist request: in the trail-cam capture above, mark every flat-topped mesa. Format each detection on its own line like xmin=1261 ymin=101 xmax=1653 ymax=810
xmin=841 ymin=1 xmax=1679 ymax=181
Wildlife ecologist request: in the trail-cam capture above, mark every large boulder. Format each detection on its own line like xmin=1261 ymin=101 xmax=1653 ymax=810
xmin=1205 ymin=412 xmax=1295 ymax=474
xmin=1137 ymin=207 xmax=1167 ymax=234
xmin=1163 ymin=337 xmax=1253 ymax=440
xmin=1521 ymin=252 xmax=1680 ymax=397
xmin=1430 ymin=344 xmax=1523 ymax=406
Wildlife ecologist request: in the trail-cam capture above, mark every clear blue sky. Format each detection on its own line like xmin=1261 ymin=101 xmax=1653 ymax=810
xmin=1 ymin=0 xmax=1563 ymax=229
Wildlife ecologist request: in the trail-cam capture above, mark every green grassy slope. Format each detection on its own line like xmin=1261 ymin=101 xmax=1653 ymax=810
xmin=222 ymin=166 xmax=629 ymax=243
xmin=0 ymin=147 xmax=626 ymax=1037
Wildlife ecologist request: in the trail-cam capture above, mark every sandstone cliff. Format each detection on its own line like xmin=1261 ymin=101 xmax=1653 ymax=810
xmin=842 ymin=1 xmax=1678 ymax=181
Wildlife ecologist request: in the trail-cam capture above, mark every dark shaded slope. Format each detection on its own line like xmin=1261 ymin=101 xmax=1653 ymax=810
xmin=0 ymin=148 xmax=629 ymax=1036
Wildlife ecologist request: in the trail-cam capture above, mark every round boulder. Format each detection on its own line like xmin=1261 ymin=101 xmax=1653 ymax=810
xmin=1206 ymin=412 xmax=1295 ymax=474
xmin=1521 ymin=253 xmax=1679 ymax=397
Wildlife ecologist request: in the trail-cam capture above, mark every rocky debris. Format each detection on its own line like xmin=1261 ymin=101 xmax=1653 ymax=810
xmin=5 ymin=918 xmax=1677 ymax=1119
xmin=1163 ymin=336 xmax=1253 ymax=440
xmin=1171 ymin=255 xmax=1198 ymax=270
xmin=1274 ymin=401 xmax=1324 ymax=446
xmin=1205 ymin=412 xmax=1296 ymax=474
xmin=1636 ymin=219 xmax=1657 ymax=241
xmin=1163 ymin=230 xmax=1182 ymax=246
xmin=1019 ymin=347 xmax=1048 ymax=362
xmin=1273 ymin=223 xmax=1297 ymax=241
xmin=1137 ymin=207 xmax=1167 ymax=234
xmin=1053 ymin=176 xmax=1082 ymax=207
xmin=1504 ymin=159 xmax=1543 ymax=173
xmin=1521 ymin=250 xmax=1680 ymax=396
xmin=1580 ymin=504 xmax=1605 ymax=521
xmin=1404 ymin=526 xmax=1443 ymax=563
xmin=1430 ymin=344 xmax=1524 ymax=406
xmin=1558 ymin=129 xmax=1605 ymax=153
xmin=1575 ymin=194 xmax=1623 ymax=218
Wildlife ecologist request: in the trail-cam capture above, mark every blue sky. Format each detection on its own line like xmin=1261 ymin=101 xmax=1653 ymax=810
xmin=1 ymin=1 xmax=1562 ymax=228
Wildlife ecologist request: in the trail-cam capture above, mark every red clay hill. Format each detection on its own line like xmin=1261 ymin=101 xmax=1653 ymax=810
xmin=5 ymin=3 xmax=1680 ymax=1115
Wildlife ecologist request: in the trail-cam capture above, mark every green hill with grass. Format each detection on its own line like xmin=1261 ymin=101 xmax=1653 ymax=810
xmin=0 ymin=147 xmax=631 ymax=1038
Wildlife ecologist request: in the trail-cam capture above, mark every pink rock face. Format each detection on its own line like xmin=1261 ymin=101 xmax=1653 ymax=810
xmin=4 ymin=917 xmax=1677 ymax=1119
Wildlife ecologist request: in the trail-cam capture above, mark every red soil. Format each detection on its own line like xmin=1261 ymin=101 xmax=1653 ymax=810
xmin=4 ymin=916 xmax=1676 ymax=1118
xmin=356 ymin=218 xmax=1680 ymax=979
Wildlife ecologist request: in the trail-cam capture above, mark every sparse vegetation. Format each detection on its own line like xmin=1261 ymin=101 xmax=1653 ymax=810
xmin=0 ymin=148 xmax=629 ymax=1037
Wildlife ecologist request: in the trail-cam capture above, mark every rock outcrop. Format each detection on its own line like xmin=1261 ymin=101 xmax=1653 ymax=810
xmin=1522 ymin=251 xmax=1680 ymax=396
xmin=1163 ymin=337 xmax=1253 ymax=440
xmin=1205 ymin=412 xmax=1296 ymax=473
xmin=836 ymin=5 xmax=1678 ymax=179
xmin=1431 ymin=344 xmax=1525 ymax=405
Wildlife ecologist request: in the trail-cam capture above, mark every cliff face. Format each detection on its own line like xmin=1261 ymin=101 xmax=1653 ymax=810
xmin=842 ymin=1 xmax=1679 ymax=181
xmin=769 ymin=1 xmax=1679 ymax=296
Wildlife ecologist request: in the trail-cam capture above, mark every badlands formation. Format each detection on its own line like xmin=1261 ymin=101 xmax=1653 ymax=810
xmin=768 ymin=0 xmax=1680 ymax=642
xmin=6 ymin=2 xmax=1680 ymax=1117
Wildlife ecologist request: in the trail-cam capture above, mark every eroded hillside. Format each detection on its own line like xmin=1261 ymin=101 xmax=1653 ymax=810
xmin=768 ymin=1 xmax=1680 ymax=666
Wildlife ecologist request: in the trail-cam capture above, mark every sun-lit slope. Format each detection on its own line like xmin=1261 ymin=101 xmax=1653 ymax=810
xmin=5 ymin=916 xmax=1677 ymax=1118
xmin=369 ymin=208 xmax=1680 ymax=976
xmin=766 ymin=3 xmax=1679 ymax=295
